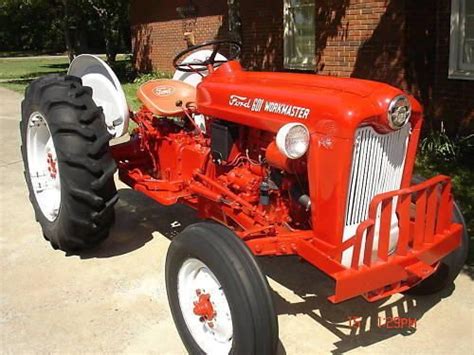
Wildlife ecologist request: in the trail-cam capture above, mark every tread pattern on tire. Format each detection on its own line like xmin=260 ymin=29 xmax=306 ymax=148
xmin=20 ymin=74 xmax=118 ymax=251
xmin=166 ymin=222 xmax=278 ymax=355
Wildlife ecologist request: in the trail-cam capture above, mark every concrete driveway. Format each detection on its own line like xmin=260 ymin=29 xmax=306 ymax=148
xmin=0 ymin=86 xmax=472 ymax=354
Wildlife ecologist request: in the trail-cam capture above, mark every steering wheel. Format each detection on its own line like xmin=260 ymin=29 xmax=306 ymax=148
xmin=173 ymin=39 xmax=242 ymax=73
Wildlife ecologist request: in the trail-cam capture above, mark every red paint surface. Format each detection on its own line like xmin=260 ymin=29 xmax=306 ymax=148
xmin=112 ymin=61 xmax=461 ymax=303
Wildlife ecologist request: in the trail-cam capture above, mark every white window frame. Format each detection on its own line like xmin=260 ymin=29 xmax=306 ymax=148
xmin=449 ymin=0 xmax=474 ymax=80
xmin=283 ymin=0 xmax=315 ymax=71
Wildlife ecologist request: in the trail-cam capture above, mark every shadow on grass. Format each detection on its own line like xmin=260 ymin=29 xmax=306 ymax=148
xmin=0 ymin=50 xmax=65 ymax=58
xmin=43 ymin=62 xmax=69 ymax=70
xmin=0 ymin=58 xmax=135 ymax=94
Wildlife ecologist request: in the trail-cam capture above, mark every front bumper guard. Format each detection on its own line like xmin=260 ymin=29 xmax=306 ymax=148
xmin=299 ymin=175 xmax=463 ymax=303
xmin=330 ymin=175 xmax=462 ymax=303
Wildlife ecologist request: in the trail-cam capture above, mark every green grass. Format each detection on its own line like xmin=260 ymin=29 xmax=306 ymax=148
xmin=0 ymin=57 xmax=69 ymax=80
xmin=121 ymin=82 xmax=141 ymax=111
xmin=0 ymin=54 xmax=140 ymax=108
xmin=0 ymin=56 xmax=70 ymax=95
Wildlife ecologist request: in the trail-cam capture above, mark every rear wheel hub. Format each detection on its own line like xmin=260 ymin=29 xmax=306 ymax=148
xmin=26 ymin=112 xmax=61 ymax=222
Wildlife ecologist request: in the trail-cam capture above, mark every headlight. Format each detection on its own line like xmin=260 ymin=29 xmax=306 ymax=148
xmin=276 ymin=123 xmax=310 ymax=159
xmin=388 ymin=95 xmax=411 ymax=129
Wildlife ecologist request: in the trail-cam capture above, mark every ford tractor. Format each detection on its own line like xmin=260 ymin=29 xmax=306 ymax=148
xmin=20 ymin=40 xmax=468 ymax=354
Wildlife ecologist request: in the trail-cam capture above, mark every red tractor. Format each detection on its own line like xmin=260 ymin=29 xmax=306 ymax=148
xmin=21 ymin=40 xmax=468 ymax=354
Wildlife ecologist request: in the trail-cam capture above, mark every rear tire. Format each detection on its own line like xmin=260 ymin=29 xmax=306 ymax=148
xmin=165 ymin=222 xmax=278 ymax=355
xmin=20 ymin=75 xmax=118 ymax=251
xmin=404 ymin=175 xmax=469 ymax=295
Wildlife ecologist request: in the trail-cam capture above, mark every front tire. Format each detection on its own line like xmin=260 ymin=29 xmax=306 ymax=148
xmin=20 ymin=75 xmax=118 ymax=251
xmin=165 ymin=222 xmax=278 ymax=355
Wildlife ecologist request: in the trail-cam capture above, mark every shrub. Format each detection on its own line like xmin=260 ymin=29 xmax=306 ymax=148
xmin=420 ymin=122 xmax=474 ymax=163
xmin=133 ymin=71 xmax=172 ymax=84
xmin=416 ymin=122 xmax=474 ymax=265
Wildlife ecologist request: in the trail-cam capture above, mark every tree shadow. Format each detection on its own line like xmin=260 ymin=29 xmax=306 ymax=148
xmin=43 ymin=63 xmax=70 ymax=70
xmin=259 ymin=255 xmax=455 ymax=354
xmin=78 ymin=188 xmax=200 ymax=259
xmin=131 ymin=24 xmax=153 ymax=72
xmin=237 ymin=0 xmax=284 ymax=71
xmin=1 ymin=78 xmax=34 ymax=85
xmin=313 ymin=0 xmax=350 ymax=72
xmin=351 ymin=0 xmax=409 ymax=89
xmin=0 ymin=50 xmax=63 ymax=58
xmin=16 ymin=70 xmax=66 ymax=80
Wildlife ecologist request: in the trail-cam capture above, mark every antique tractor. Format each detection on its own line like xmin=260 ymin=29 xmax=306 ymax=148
xmin=21 ymin=40 xmax=468 ymax=354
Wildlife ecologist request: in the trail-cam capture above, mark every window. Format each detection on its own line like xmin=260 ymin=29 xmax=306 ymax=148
xmin=449 ymin=0 xmax=474 ymax=79
xmin=284 ymin=0 xmax=315 ymax=70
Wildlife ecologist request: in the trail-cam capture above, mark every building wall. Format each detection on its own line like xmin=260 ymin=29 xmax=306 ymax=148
xmin=130 ymin=0 xmax=473 ymax=132
xmin=239 ymin=0 xmax=284 ymax=71
xmin=130 ymin=0 xmax=227 ymax=72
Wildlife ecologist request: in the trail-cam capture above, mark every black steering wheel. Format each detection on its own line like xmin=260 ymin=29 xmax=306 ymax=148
xmin=173 ymin=39 xmax=242 ymax=73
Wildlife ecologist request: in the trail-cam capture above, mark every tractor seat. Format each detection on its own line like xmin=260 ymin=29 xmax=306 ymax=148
xmin=137 ymin=79 xmax=196 ymax=116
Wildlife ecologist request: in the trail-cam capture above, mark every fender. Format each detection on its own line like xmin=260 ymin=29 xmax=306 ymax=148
xmin=68 ymin=54 xmax=130 ymax=137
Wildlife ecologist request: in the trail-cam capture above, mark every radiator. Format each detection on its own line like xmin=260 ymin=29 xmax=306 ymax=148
xmin=341 ymin=124 xmax=411 ymax=267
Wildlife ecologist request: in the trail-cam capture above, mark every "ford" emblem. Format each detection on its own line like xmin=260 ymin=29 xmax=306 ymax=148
xmin=153 ymin=86 xmax=175 ymax=96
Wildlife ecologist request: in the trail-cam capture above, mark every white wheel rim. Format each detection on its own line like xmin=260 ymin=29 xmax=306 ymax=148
xmin=177 ymin=258 xmax=233 ymax=354
xmin=26 ymin=112 xmax=61 ymax=222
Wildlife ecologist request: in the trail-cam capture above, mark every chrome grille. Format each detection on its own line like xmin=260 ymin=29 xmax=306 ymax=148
xmin=345 ymin=124 xmax=411 ymax=229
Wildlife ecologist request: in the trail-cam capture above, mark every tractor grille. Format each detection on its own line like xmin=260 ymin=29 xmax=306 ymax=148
xmin=344 ymin=124 xmax=411 ymax=230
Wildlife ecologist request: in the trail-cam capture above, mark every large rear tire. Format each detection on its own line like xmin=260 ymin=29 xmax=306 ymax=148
xmin=165 ymin=222 xmax=278 ymax=355
xmin=20 ymin=75 xmax=118 ymax=251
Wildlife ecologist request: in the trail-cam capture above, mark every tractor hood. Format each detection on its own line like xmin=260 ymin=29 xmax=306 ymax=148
xmin=196 ymin=61 xmax=421 ymax=138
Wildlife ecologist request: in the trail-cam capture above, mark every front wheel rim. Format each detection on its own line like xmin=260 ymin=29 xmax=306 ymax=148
xmin=177 ymin=258 xmax=233 ymax=354
xmin=26 ymin=112 xmax=61 ymax=222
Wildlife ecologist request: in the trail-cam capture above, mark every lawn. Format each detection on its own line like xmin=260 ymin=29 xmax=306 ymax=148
xmin=0 ymin=56 xmax=69 ymax=92
xmin=0 ymin=55 xmax=472 ymax=264
xmin=0 ymin=55 xmax=143 ymax=110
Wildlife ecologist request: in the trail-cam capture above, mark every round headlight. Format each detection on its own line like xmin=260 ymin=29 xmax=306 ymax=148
xmin=276 ymin=123 xmax=310 ymax=159
xmin=388 ymin=95 xmax=411 ymax=129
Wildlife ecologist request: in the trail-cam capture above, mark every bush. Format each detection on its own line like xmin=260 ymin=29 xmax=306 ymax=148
xmin=109 ymin=55 xmax=137 ymax=83
xmin=420 ymin=122 xmax=474 ymax=163
xmin=416 ymin=122 xmax=474 ymax=265
xmin=133 ymin=71 xmax=172 ymax=84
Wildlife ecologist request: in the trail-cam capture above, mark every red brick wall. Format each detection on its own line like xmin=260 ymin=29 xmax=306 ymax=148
xmin=239 ymin=0 xmax=284 ymax=71
xmin=315 ymin=1 xmax=389 ymax=78
xmin=130 ymin=0 xmax=227 ymax=72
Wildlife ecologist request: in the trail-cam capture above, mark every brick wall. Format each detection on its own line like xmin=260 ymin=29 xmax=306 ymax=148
xmin=239 ymin=0 xmax=284 ymax=71
xmin=130 ymin=0 xmax=473 ymax=131
xmin=131 ymin=0 xmax=227 ymax=72
xmin=315 ymin=0 xmax=389 ymax=78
